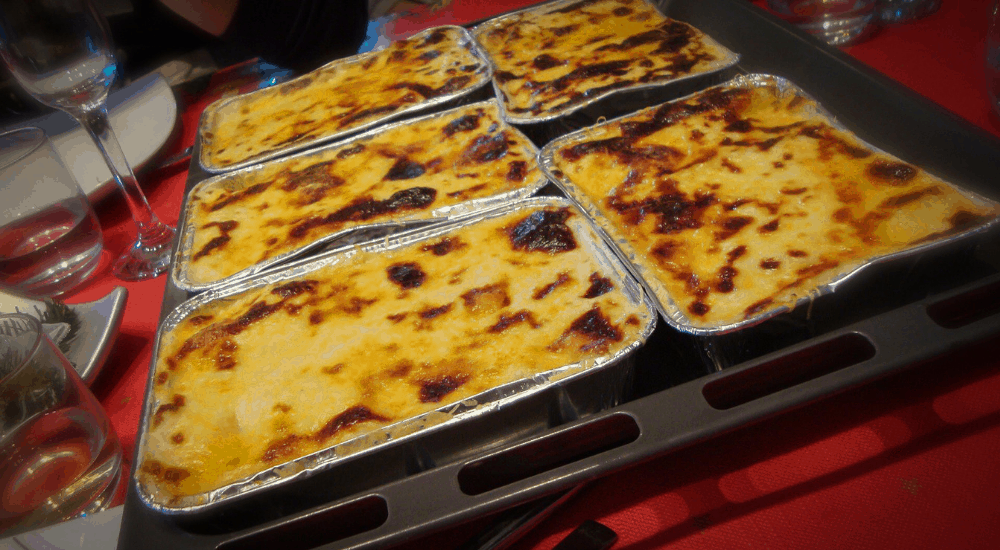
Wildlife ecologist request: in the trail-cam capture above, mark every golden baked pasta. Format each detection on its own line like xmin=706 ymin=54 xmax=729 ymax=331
xmin=547 ymin=76 xmax=1000 ymax=331
xmin=178 ymin=101 xmax=543 ymax=288
xmin=140 ymin=202 xmax=652 ymax=503
xmin=473 ymin=0 xmax=735 ymax=121
xmin=198 ymin=26 xmax=490 ymax=171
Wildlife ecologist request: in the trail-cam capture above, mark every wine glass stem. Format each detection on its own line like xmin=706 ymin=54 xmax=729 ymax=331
xmin=73 ymin=105 xmax=162 ymax=233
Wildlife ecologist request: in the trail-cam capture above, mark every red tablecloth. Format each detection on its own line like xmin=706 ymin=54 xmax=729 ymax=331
xmin=63 ymin=1 xmax=1000 ymax=548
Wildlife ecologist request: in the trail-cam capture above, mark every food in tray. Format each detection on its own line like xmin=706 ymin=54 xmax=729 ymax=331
xmin=140 ymin=203 xmax=651 ymax=501
xmin=473 ymin=0 xmax=735 ymax=121
xmin=180 ymin=101 xmax=543 ymax=288
xmin=198 ymin=26 xmax=489 ymax=171
xmin=546 ymin=77 xmax=1000 ymax=331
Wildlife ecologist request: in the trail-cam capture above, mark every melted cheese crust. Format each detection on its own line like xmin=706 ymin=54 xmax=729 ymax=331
xmin=551 ymin=82 xmax=999 ymax=330
xmin=183 ymin=102 xmax=540 ymax=286
xmin=474 ymin=0 xmax=730 ymax=119
xmin=142 ymin=205 xmax=650 ymax=501
xmin=199 ymin=27 xmax=488 ymax=170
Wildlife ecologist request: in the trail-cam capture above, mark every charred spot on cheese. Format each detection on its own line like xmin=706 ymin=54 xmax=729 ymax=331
xmin=309 ymin=311 xmax=325 ymax=325
xmin=420 ymin=49 xmax=441 ymax=61
xmin=388 ymin=262 xmax=426 ymax=289
xmin=315 ymin=405 xmax=388 ymax=442
xmin=423 ymin=28 xmax=449 ymax=45
xmin=385 ymin=158 xmax=426 ymax=181
xmin=448 ymin=183 xmax=488 ymax=199
xmin=688 ymin=301 xmax=709 ymax=316
xmin=715 ymin=265 xmax=737 ymax=293
xmin=153 ymin=394 xmax=186 ymax=427
xmin=461 ymin=132 xmax=510 ymax=164
xmin=788 ymin=249 xmax=808 ymax=258
xmin=289 ymin=187 xmax=437 ymax=239
xmin=507 ymin=160 xmax=528 ymax=182
xmin=188 ymin=315 xmax=214 ymax=326
xmin=489 ymin=310 xmax=542 ymax=333
xmin=879 ymin=187 xmax=942 ymax=209
xmin=422 ymin=237 xmax=466 ymax=256
xmin=461 ymin=283 xmax=511 ymax=313
xmin=551 ymin=307 xmax=623 ymax=352
xmin=508 ymin=208 xmax=577 ymax=253
xmin=262 ymin=434 xmax=302 ymax=463
xmin=171 ymin=433 xmax=185 ymax=444
xmin=443 ymin=112 xmax=483 ymax=137
xmin=533 ymin=54 xmax=563 ymax=70
xmin=387 ymin=312 xmax=408 ymax=323
xmin=155 ymin=371 xmax=169 ymax=385
xmin=744 ymin=298 xmax=773 ymax=319
xmin=533 ymin=272 xmax=572 ymax=300
xmin=759 ymin=219 xmax=780 ymax=233
xmin=760 ymin=258 xmax=781 ymax=269
xmin=340 ymin=297 xmax=378 ymax=316
xmin=583 ymin=272 xmax=614 ymax=298
xmin=272 ymin=280 xmax=319 ymax=298
xmin=714 ymin=216 xmax=754 ymax=241
xmin=193 ymin=221 xmax=238 ymax=261
xmin=337 ymin=143 xmax=366 ymax=159
xmin=225 ymin=301 xmax=283 ymax=335
xmin=727 ymin=245 xmax=747 ymax=263
xmin=208 ymin=183 xmax=270 ymax=212
xmin=607 ymin=190 xmax=713 ymax=234
xmin=866 ymin=159 xmax=917 ymax=185
xmin=339 ymin=105 xmax=398 ymax=128
xmin=418 ymin=373 xmax=471 ymax=403
xmin=141 ymin=461 xmax=191 ymax=486
xmin=216 ymin=339 xmax=238 ymax=370
xmin=419 ymin=303 xmax=453 ymax=320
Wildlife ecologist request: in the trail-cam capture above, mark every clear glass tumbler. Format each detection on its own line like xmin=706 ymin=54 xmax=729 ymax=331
xmin=767 ymin=0 xmax=878 ymax=46
xmin=0 ymin=127 xmax=103 ymax=298
xmin=0 ymin=313 xmax=122 ymax=537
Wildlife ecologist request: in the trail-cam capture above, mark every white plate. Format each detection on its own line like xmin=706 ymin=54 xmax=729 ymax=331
xmin=1 ymin=73 xmax=178 ymax=201
xmin=0 ymin=287 xmax=128 ymax=385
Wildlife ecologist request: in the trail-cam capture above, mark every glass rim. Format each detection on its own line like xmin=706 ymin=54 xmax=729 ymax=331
xmin=0 ymin=126 xmax=47 ymax=172
xmin=0 ymin=312 xmax=45 ymax=385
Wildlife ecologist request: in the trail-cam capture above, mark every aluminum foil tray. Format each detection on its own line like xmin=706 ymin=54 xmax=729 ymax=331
xmin=137 ymin=196 xmax=657 ymax=515
xmin=471 ymin=0 xmax=740 ymax=126
xmin=197 ymin=25 xmax=493 ymax=173
xmin=539 ymin=73 xmax=1000 ymax=335
xmin=173 ymin=99 xmax=549 ymax=293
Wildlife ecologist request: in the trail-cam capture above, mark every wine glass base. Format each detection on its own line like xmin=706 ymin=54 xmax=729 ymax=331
xmin=113 ymin=223 xmax=176 ymax=282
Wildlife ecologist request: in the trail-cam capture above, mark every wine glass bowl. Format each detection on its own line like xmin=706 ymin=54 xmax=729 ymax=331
xmin=0 ymin=0 xmax=175 ymax=282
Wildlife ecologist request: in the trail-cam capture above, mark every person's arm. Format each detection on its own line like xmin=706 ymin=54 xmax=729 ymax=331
xmin=157 ymin=0 xmax=240 ymax=36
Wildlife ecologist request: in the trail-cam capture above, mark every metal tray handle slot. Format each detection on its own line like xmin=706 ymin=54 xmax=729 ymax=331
xmin=215 ymin=495 xmax=388 ymax=550
xmin=457 ymin=413 xmax=641 ymax=495
xmin=926 ymin=276 xmax=1000 ymax=329
xmin=701 ymin=333 xmax=877 ymax=411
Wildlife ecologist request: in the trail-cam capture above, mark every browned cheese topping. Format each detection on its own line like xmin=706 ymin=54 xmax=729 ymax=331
xmin=474 ymin=0 xmax=730 ymax=119
xmin=141 ymin=205 xmax=651 ymax=500
xmin=199 ymin=27 xmax=488 ymax=170
xmin=183 ymin=102 xmax=541 ymax=286
xmin=551 ymin=83 xmax=999 ymax=329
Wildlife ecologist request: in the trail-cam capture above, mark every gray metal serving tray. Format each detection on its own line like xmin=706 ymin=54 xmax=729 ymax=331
xmin=117 ymin=0 xmax=1000 ymax=548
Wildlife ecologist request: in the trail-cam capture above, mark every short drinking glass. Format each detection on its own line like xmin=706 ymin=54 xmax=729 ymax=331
xmin=0 ymin=313 xmax=122 ymax=536
xmin=767 ymin=0 xmax=878 ymax=46
xmin=0 ymin=127 xmax=103 ymax=298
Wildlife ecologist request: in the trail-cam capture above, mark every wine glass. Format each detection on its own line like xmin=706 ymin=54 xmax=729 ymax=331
xmin=0 ymin=0 xmax=175 ymax=281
